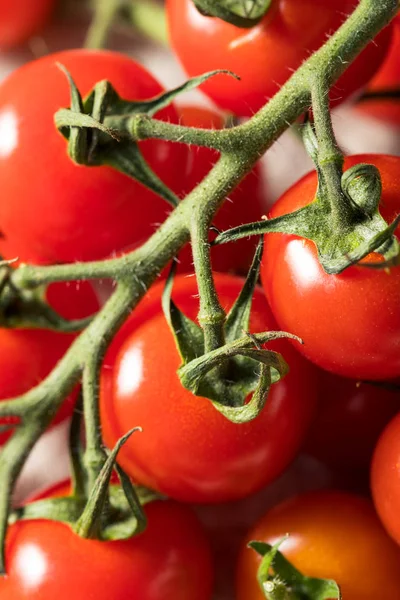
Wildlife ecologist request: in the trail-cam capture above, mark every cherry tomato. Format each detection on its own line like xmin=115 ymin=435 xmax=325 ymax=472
xmin=0 ymin=1 xmax=54 ymax=50
xmin=371 ymin=411 xmax=400 ymax=545
xmin=305 ymin=371 xmax=399 ymax=472
xmin=177 ymin=106 xmax=265 ymax=274
xmin=1 ymin=501 xmax=214 ymax=599
xmin=167 ymin=0 xmax=392 ymax=117
xmin=261 ymin=154 xmax=400 ymax=380
xmin=0 ymin=49 xmax=186 ymax=265
xmin=100 ymin=273 xmax=317 ymax=504
xmin=237 ymin=490 xmax=400 ymax=600
xmin=0 ymin=280 xmax=99 ymax=444
xmin=357 ymin=21 xmax=400 ymax=126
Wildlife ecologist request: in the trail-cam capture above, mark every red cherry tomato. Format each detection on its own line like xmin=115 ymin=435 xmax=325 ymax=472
xmin=357 ymin=22 xmax=400 ymax=126
xmin=261 ymin=154 xmax=400 ymax=380
xmin=167 ymin=0 xmax=392 ymax=117
xmin=177 ymin=106 xmax=265 ymax=274
xmin=1 ymin=501 xmax=214 ymax=599
xmin=0 ymin=0 xmax=54 ymax=50
xmin=0 ymin=49 xmax=186 ymax=265
xmin=236 ymin=490 xmax=400 ymax=600
xmin=0 ymin=280 xmax=99 ymax=444
xmin=371 ymin=411 xmax=400 ymax=545
xmin=305 ymin=371 xmax=399 ymax=472
xmin=100 ymin=273 xmax=317 ymax=504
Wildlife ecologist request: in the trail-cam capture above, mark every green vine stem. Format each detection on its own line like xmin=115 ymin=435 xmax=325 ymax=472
xmin=129 ymin=0 xmax=168 ymax=46
xmin=85 ymin=0 xmax=122 ymax=49
xmin=0 ymin=0 xmax=398 ymax=574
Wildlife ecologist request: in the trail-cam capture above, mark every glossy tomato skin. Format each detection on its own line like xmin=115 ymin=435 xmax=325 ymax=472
xmin=371 ymin=412 xmax=400 ymax=545
xmin=0 ymin=49 xmax=185 ymax=265
xmin=305 ymin=371 xmax=400 ymax=472
xmin=0 ymin=280 xmax=99 ymax=444
xmin=358 ymin=22 xmax=400 ymax=126
xmin=177 ymin=106 xmax=265 ymax=274
xmin=167 ymin=0 xmax=392 ymax=117
xmin=261 ymin=154 xmax=400 ymax=380
xmin=0 ymin=0 xmax=54 ymax=50
xmin=1 ymin=501 xmax=214 ymax=599
xmin=100 ymin=273 xmax=317 ymax=504
xmin=236 ymin=490 xmax=400 ymax=600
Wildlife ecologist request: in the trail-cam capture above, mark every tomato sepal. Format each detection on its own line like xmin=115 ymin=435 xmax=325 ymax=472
xmin=191 ymin=0 xmax=272 ymax=28
xmin=249 ymin=539 xmax=342 ymax=600
xmin=162 ymin=240 xmax=299 ymax=423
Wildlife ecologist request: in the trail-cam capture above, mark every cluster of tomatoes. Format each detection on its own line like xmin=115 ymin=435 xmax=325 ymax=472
xmin=0 ymin=1 xmax=400 ymax=599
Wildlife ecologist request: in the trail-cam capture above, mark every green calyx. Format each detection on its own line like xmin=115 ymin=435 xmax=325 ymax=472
xmin=54 ymin=65 xmax=238 ymax=209
xmin=163 ymin=240 xmax=301 ymax=424
xmin=215 ymin=122 xmax=400 ymax=274
xmin=12 ymin=428 xmax=160 ymax=542
xmin=192 ymin=0 xmax=272 ymax=27
xmin=250 ymin=539 xmax=341 ymax=600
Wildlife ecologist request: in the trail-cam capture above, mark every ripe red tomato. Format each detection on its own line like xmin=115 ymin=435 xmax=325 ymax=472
xmin=177 ymin=106 xmax=265 ymax=274
xmin=357 ymin=21 xmax=400 ymax=126
xmin=0 ymin=1 xmax=54 ymax=50
xmin=100 ymin=273 xmax=317 ymax=504
xmin=236 ymin=490 xmax=400 ymax=600
xmin=1 ymin=501 xmax=214 ymax=599
xmin=0 ymin=280 xmax=99 ymax=444
xmin=371 ymin=411 xmax=400 ymax=545
xmin=261 ymin=154 xmax=400 ymax=380
xmin=305 ymin=371 xmax=399 ymax=472
xmin=0 ymin=49 xmax=186 ymax=265
xmin=167 ymin=0 xmax=392 ymax=117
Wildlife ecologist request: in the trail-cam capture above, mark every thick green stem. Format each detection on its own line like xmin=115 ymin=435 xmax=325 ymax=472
xmin=190 ymin=214 xmax=226 ymax=353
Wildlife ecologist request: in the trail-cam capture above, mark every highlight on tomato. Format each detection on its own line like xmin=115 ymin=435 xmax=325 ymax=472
xmin=100 ymin=273 xmax=317 ymax=504
xmin=3 ymin=486 xmax=214 ymax=600
xmin=0 ymin=280 xmax=99 ymax=444
xmin=0 ymin=49 xmax=186 ymax=265
xmin=167 ymin=0 xmax=392 ymax=117
xmin=261 ymin=154 xmax=400 ymax=381
xmin=236 ymin=490 xmax=400 ymax=600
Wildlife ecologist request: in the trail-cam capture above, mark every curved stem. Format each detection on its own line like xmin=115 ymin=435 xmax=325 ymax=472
xmin=85 ymin=0 xmax=122 ymax=49
xmin=310 ymin=77 xmax=351 ymax=231
xmin=129 ymin=0 xmax=168 ymax=45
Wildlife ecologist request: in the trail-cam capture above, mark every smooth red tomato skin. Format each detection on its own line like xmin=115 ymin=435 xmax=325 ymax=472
xmin=0 ymin=280 xmax=99 ymax=444
xmin=305 ymin=371 xmax=400 ymax=472
xmin=100 ymin=273 xmax=317 ymax=504
xmin=358 ymin=22 xmax=400 ymax=126
xmin=371 ymin=412 xmax=400 ymax=546
xmin=236 ymin=491 xmax=400 ymax=600
xmin=261 ymin=154 xmax=400 ymax=380
xmin=0 ymin=1 xmax=54 ymax=49
xmin=167 ymin=0 xmax=392 ymax=117
xmin=0 ymin=49 xmax=185 ymax=265
xmin=177 ymin=106 xmax=265 ymax=274
xmin=1 ymin=502 xmax=214 ymax=600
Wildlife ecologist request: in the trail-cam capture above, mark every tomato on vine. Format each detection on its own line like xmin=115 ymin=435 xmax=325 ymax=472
xmin=371 ymin=411 xmax=400 ymax=546
xmin=100 ymin=273 xmax=317 ymax=504
xmin=0 ymin=280 xmax=99 ymax=444
xmin=261 ymin=154 xmax=400 ymax=380
xmin=2 ymin=498 xmax=213 ymax=599
xmin=237 ymin=491 xmax=400 ymax=600
xmin=167 ymin=0 xmax=392 ymax=116
xmin=305 ymin=371 xmax=399 ymax=473
xmin=0 ymin=49 xmax=186 ymax=265
xmin=0 ymin=1 xmax=54 ymax=50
